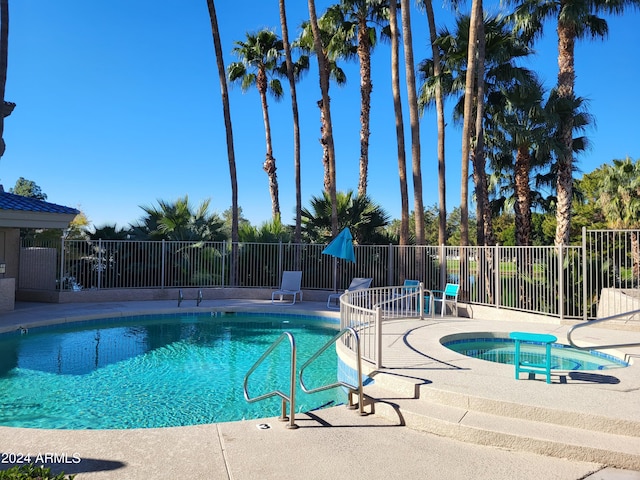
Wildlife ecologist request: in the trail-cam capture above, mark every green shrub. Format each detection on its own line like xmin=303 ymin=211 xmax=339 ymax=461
xmin=0 ymin=464 xmax=75 ymax=480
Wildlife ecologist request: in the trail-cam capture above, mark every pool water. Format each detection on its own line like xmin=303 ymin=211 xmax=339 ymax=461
xmin=0 ymin=313 xmax=346 ymax=429
xmin=442 ymin=337 xmax=629 ymax=370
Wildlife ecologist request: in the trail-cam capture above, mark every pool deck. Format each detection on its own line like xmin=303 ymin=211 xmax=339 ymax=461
xmin=1 ymin=300 xmax=639 ymax=480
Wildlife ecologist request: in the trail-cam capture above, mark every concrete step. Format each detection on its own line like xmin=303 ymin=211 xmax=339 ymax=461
xmin=361 ymin=383 xmax=640 ymax=470
xmin=364 ymin=368 xmax=640 ymax=437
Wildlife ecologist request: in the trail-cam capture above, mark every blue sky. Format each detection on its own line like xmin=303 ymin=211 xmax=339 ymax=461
xmin=2 ymin=1 xmax=639 ymax=230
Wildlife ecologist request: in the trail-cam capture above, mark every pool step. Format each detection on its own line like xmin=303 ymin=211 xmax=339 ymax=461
xmin=416 ymin=384 xmax=640 ymax=438
xmin=361 ymin=382 xmax=640 ymax=470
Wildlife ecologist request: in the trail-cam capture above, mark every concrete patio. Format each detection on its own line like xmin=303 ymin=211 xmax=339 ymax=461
xmin=0 ymin=300 xmax=639 ymax=479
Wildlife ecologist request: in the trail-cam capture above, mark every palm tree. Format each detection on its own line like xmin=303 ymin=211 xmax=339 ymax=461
xmin=509 ymin=0 xmax=640 ymax=246
xmin=306 ymin=0 xmax=339 ymax=236
xmin=239 ymin=215 xmax=292 ymax=243
xmin=228 ymin=29 xmax=285 ymax=220
xmin=388 ymin=0 xmax=410 ymax=247
xmin=485 ymin=77 xmax=548 ymax=247
xmin=420 ymin=14 xmax=537 ymax=245
xmin=471 ymin=4 xmax=491 ymax=246
xmin=297 ymin=8 xmax=347 ymax=199
xmin=133 ymin=196 xmax=224 ymax=242
xmin=597 ymin=157 xmax=640 ymax=278
xmin=399 ymin=0 xmax=425 ymax=249
xmin=206 ymin=0 xmax=239 ymax=285
xmin=301 ymin=190 xmax=390 ymax=244
xmin=278 ymin=0 xmax=303 ymax=243
xmin=485 ymin=77 xmax=551 ymax=309
xmin=458 ymin=0 xmax=481 ymax=248
xmin=420 ymin=0 xmax=447 ymax=246
xmin=536 ymin=89 xmax=593 ymax=203
xmin=331 ymin=0 xmax=389 ymax=197
xmin=90 ymin=224 xmax=130 ymax=240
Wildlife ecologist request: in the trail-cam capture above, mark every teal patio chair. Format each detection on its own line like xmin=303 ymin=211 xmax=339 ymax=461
xmin=393 ymin=279 xmax=420 ymax=311
xmin=432 ymin=283 xmax=460 ymax=317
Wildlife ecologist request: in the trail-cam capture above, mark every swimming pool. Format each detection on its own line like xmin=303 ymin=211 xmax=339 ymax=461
xmin=441 ymin=333 xmax=629 ymax=370
xmin=0 ymin=312 xmax=347 ymax=429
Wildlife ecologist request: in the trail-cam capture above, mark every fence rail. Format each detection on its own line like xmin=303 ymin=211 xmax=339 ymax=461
xmin=18 ymin=228 xmax=640 ymax=321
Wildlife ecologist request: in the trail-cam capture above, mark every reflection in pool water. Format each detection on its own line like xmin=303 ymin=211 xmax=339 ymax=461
xmin=0 ymin=312 xmax=346 ymax=429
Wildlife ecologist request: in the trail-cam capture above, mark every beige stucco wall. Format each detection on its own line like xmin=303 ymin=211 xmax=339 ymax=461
xmin=0 ymin=228 xmax=20 ymax=280
xmin=0 ymin=228 xmax=20 ymax=310
xmin=0 ymin=278 xmax=15 ymax=311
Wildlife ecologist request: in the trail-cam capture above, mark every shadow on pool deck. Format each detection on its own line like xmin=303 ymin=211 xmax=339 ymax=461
xmin=566 ymin=371 xmax=621 ymax=384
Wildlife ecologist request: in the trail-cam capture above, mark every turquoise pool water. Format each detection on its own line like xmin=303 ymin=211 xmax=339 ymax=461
xmin=442 ymin=336 xmax=629 ymax=370
xmin=0 ymin=312 xmax=346 ymax=429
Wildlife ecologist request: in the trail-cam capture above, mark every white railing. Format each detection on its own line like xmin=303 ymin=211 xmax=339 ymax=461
xmin=339 ymin=284 xmax=431 ymax=368
xmin=17 ymin=228 xmax=640 ymax=321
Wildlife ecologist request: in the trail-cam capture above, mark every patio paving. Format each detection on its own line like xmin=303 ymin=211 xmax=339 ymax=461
xmin=0 ymin=300 xmax=639 ymax=479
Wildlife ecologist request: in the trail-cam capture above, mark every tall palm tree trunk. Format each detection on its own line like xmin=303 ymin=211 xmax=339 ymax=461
xmin=0 ymin=0 xmax=8 ymax=158
xmin=514 ymin=146 xmax=532 ymax=247
xmin=257 ymin=78 xmax=281 ymax=219
xmin=459 ymin=0 xmax=482 ymax=248
xmin=357 ymin=16 xmax=372 ymax=198
xmin=471 ymin=14 xmax=496 ymax=306
xmin=308 ymin=0 xmax=338 ymax=236
xmin=389 ymin=0 xmax=409 ymax=246
xmin=206 ymin=0 xmax=239 ymax=285
xmin=472 ymin=10 xmax=494 ymax=247
xmin=318 ymin=98 xmax=332 ymax=193
xmin=554 ymin=19 xmax=576 ymax=247
xmin=400 ymin=0 xmax=425 ymax=251
xmin=279 ymin=0 xmax=302 ymax=244
xmin=389 ymin=0 xmax=409 ymax=286
xmin=515 ymin=146 xmax=533 ymax=309
xmin=423 ymin=0 xmax=447 ymax=247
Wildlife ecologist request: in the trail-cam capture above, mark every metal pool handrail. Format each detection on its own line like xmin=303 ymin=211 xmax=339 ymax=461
xmin=567 ymin=309 xmax=640 ymax=350
xmin=243 ymin=331 xmax=298 ymax=429
xmin=299 ymin=327 xmax=367 ymax=416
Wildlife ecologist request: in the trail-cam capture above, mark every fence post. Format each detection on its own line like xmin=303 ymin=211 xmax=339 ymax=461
xmin=97 ymin=238 xmax=102 ymax=290
xmin=494 ymin=243 xmax=500 ymax=308
xmin=161 ymin=240 xmax=166 ymax=289
xmin=387 ymin=243 xmax=394 ymax=286
xmin=59 ymin=235 xmax=65 ymax=290
xmin=278 ymin=241 xmax=283 ymax=287
xmin=222 ymin=240 xmax=227 ymax=288
xmin=582 ymin=227 xmax=588 ymax=322
xmin=375 ymin=306 xmax=383 ymax=369
xmin=440 ymin=244 xmax=446 ymax=288
xmin=558 ymin=245 xmax=564 ymax=321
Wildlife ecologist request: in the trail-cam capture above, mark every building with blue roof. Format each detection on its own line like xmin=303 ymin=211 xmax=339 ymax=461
xmin=0 ymin=185 xmax=79 ymax=311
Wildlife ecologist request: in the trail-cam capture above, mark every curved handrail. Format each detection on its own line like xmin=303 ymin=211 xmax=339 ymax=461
xmin=299 ymin=327 xmax=366 ymax=416
xmin=243 ymin=331 xmax=298 ymax=429
xmin=567 ymin=309 xmax=640 ymax=350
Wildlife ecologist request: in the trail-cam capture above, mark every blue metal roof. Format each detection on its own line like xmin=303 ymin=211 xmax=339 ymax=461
xmin=0 ymin=190 xmax=79 ymax=215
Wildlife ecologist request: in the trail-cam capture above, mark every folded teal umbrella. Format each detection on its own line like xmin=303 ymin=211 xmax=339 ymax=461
xmin=322 ymin=228 xmax=355 ymax=292
xmin=322 ymin=228 xmax=355 ymax=263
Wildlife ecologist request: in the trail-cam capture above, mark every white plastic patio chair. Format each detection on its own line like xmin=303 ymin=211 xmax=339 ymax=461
xmin=432 ymin=283 xmax=460 ymax=317
xmin=271 ymin=271 xmax=303 ymax=305
xmin=327 ymin=277 xmax=373 ymax=309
